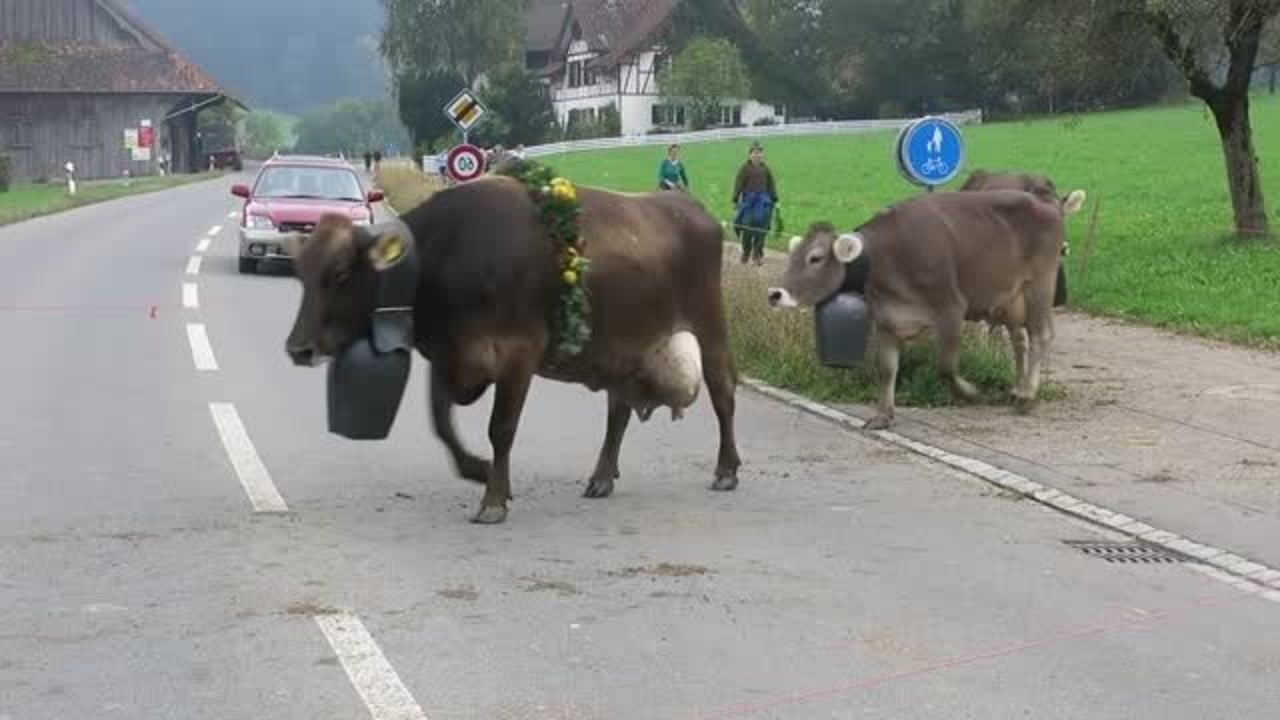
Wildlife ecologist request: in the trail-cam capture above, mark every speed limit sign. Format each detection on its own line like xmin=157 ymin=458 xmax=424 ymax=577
xmin=446 ymin=143 xmax=485 ymax=183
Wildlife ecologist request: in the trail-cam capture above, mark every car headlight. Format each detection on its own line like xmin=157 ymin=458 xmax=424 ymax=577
xmin=246 ymin=214 xmax=275 ymax=230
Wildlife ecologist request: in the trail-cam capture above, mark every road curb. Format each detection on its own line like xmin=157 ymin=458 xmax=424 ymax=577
xmin=739 ymin=377 xmax=1280 ymax=598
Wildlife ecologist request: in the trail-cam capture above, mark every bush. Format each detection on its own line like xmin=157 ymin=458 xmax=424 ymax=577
xmin=0 ymin=153 xmax=11 ymax=193
xmin=374 ymin=161 xmax=442 ymax=212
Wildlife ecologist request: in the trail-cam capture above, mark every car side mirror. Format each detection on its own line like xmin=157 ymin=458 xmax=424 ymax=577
xmin=367 ymin=189 xmax=385 ymax=203
xmin=231 ymin=183 xmax=250 ymax=198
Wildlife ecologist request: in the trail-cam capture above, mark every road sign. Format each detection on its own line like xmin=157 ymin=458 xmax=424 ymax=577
xmin=895 ymin=116 xmax=966 ymax=188
xmin=446 ymin=143 xmax=486 ymax=183
xmin=443 ymin=89 xmax=487 ymax=133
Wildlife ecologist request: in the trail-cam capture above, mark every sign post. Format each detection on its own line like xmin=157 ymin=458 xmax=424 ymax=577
xmin=443 ymin=88 xmax=487 ymax=142
xmin=441 ymin=88 xmax=490 ymax=185
xmin=894 ymin=116 xmax=966 ymax=191
xmin=445 ymin=144 xmax=486 ymax=184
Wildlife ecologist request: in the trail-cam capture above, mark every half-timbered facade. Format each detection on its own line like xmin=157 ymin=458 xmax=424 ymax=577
xmin=526 ymin=0 xmax=783 ymax=137
xmin=0 ymin=0 xmax=242 ymax=181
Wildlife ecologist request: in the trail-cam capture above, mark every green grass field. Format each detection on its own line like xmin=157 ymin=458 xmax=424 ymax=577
xmin=0 ymin=172 xmax=218 ymax=227
xmin=543 ymin=95 xmax=1280 ymax=350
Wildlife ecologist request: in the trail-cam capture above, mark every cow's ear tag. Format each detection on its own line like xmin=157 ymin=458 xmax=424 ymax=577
xmin=371 ymin=232 xmax=405 ymax=269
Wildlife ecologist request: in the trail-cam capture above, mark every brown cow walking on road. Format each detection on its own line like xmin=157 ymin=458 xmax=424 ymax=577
xmin=768 ymin=189 xmax=1080 ymax=430
xmin=284 ymin=171 xmax=741 ymax=524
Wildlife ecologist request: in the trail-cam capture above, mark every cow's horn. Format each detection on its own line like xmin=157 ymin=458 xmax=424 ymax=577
xmin=788 ymin=235 xmax=804 ymax=253
xmin=833 ymin=232 xmax=864 ymax=264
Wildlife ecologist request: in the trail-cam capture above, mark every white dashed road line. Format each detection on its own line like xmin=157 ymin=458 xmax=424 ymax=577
xmin=186 ymin=323 xmax=218 ymax=371
xmin=208 ymin=402 xmax=289 ymax=513
xmin=182 ymin=283 xmax=199 ymax=310
xmin=196 ymin=237 xmax=212 ymax=253
xmin=208 ymin=225 xmax=223 ymax=236
xmin=185 ymin=255 xmax=203 ymax=275
xmin=314 ymin=612 xmax=428 ymax=720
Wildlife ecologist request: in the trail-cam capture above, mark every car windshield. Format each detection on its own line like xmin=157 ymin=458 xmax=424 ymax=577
xmin=252 ymin=165 xmax=364 ymax=201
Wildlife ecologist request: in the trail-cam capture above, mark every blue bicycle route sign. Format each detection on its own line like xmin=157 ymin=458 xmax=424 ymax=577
xmin=895 ymin=116 xmax=966 ymax=188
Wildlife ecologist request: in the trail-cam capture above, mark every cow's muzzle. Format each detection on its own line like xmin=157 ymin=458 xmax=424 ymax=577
xmin=767 ymin=287 xmax=798 ymax=308
xmin=287 ymin=343 xmax=328 ymax=367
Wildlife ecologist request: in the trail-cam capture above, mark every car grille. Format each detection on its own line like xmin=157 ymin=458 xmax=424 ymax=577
xmin=278 ymin=221 xmax=316 ymax=234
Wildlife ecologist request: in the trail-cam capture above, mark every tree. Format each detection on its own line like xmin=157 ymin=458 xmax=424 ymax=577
xmin=378 ymin=0 xmax=521 ymax=85
xmin=1122 ymin=0 xmax=1280 ymax=234
xmin=242 ymin=111 xmax=291 ymax=158
xmin=965 ymin=0 xmax=1178 ymax=116
xmin=659 ymin=36 xmax=752 ymax=129
xmin=478 ymin=63 xmax=557 ymax=146
xmin=294 ymin=98 xmax=411 ymax=156
xmin=671 ymin=0 xmax=828 ymax=114
xmin=1260 ymin=17 xmax=1280 ymax=91
xmin=395 ymin=67 xmax=467 ymax=152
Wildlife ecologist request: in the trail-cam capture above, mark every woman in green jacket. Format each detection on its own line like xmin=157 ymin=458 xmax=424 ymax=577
xmin=657 ymin=144 xmax=689 ymax=191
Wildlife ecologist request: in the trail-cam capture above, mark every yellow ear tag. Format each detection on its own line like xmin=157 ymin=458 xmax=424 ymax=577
xmin=379 ymin=233 xmax=404 ymax=264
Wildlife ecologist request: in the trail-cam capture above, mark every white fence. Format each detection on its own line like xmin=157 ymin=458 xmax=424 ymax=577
xmin=520 ymin=109 xmax=983 ymax=158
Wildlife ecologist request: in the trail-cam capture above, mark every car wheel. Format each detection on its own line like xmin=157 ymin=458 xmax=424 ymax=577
xmin=239 ymin=257 xmax=257 ymax=274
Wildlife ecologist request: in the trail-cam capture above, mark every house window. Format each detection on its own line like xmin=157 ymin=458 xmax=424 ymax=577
xmin=774 ymin=104 xmax=786 ymax=117
xmin=713 ymin=105 xmax=742 ymax=127
xmin=651 ymin=104 xmax=685 ymax=127
xmin=568 ymin=107 xmax=597 ymax=126
xmin=584 ymin=66 xmax=598 ymax=86
xmin=568 ymin=61 xmax=584 ymax=88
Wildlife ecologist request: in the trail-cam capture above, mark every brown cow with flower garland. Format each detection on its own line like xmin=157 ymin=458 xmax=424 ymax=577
xmin=283 ymin=159 xmax=741 ymax=524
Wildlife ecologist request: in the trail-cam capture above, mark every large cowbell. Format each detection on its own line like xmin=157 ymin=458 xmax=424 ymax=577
xmin=327 ymin=219 xmax=419 ymax=440
xmin=814 ymin=291 xmax=870 ymax=368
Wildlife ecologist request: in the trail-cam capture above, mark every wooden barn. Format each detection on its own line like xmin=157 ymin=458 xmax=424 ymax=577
xmin=0 ymin=0 xmax=244 ymax=181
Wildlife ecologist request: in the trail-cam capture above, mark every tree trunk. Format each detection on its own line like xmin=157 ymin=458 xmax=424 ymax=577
xmin=1208 ymin=91 xmax=1270 ymax=235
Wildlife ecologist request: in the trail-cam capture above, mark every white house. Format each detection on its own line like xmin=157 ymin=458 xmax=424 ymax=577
xmin=525 ymin=0 xmax=785 ymax=137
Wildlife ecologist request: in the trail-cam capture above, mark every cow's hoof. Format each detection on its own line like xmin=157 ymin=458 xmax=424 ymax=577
xmin=583 ymin=475 xmax=616 ymax=499
xmin=864 ymin=415 xmax=894 ymax=431
xmin=457 ymin=457 xmax=493 ymax=485
xmin=471 ymin=505 xmax=508 ymax=525
xmin=710 ymin=470 xmax=738 ymax=492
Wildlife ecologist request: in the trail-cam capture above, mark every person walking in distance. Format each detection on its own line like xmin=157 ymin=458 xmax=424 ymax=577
xmin=657 ymin=143 xmax=689 ymax=191
xmin=732 ymin=141 xmax=778 ymax=266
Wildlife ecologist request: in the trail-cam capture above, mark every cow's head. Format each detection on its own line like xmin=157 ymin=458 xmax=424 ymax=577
xmin=767 ymin=221 xmax=865 ymax=308
xmin=285 ymin=214 xmax=406 ymax=366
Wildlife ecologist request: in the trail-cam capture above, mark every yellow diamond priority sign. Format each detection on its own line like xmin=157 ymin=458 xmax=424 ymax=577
xmin=444 ymin=89 xmax=487 ymax=133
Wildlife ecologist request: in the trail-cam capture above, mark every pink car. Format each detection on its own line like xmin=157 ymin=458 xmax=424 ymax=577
xmin=231 ymin=154 xmax=384 ymax=274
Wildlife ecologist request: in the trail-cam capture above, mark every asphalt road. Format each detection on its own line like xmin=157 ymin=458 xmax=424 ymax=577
xmin=2 ymin=173 xmax=1278 ymax=719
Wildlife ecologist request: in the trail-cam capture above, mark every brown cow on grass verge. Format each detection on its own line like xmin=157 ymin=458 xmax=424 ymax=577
xmin=767 ymin=189 xmax=1078 ymax=430
xmin=961 ymin=168 xmax=1087 ymax=308
xmin=284 ymin=168 xmax=741 ymax=524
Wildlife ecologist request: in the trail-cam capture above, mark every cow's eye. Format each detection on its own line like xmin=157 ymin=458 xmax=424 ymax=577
xmin=807 ymin=252 xmax=824 ymax=265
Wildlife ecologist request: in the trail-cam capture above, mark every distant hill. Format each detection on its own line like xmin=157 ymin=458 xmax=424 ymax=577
xmin=124 ymin=0 xmax=391 ymax=113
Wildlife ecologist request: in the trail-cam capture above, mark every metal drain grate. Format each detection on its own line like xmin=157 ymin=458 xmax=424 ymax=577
xmin=1063 ymin=540 xmax=1183 ymax=564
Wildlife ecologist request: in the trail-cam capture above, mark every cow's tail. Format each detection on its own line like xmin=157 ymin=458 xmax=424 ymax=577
xmin=1062 ymin=189 xmax=1087 ymax=215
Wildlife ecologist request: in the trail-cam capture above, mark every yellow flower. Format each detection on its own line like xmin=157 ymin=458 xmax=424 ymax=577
xmin=551 ymin=183 xmax=576 ymax=202
xmin=562 ymin=269 xmax=578 ymax=286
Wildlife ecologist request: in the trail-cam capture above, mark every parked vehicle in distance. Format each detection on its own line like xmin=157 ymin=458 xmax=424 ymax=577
xmin=200 ymin=122 xmax=244 ymax=171
xmin=230 ymin=155 xmax=384 ymax=274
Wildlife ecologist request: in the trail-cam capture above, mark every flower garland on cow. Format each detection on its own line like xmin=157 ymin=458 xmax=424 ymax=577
xmin=496 ymin=160 xmax=592 ymax=357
